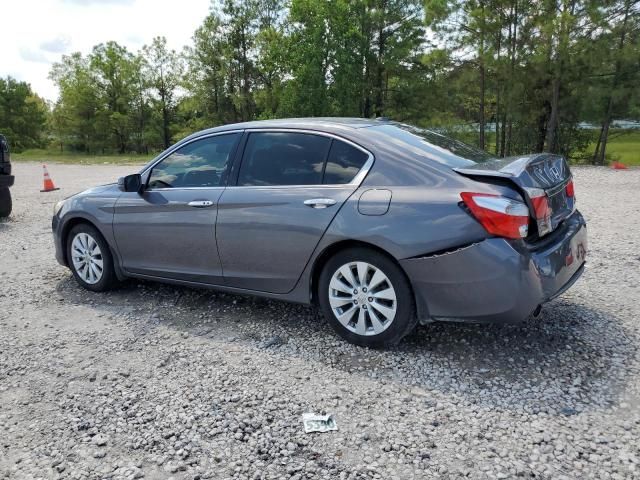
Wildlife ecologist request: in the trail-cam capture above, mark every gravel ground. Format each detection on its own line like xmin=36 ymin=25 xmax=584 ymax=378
xmin=1 ymin=163 xmax=639 ymax=480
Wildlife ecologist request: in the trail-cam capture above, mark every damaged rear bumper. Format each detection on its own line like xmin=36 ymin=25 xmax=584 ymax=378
xmin=400 ymin=211 xmax=587 ymax=324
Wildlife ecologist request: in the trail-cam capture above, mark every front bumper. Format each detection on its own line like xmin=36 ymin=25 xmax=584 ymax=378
xmin=52 ymin=213 xmax=67 ymax=267
xmin=401 ymin=211 xmax=587 ymax=324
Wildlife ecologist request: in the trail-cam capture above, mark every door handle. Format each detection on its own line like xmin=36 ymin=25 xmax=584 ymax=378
xmin=187 ymin=200 xmax=214 ymax=208
xmin=304 ymin=198 xmax=337 ymax=209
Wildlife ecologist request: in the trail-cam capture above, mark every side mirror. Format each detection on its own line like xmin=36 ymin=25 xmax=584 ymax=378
xmin=118 ymin=173 xmax=143 ymax=193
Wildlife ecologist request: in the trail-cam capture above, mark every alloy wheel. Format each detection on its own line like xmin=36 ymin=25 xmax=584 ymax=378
xmin=71 ymin=232 xmax=104 ymax=285
xmin=328 ymin=261 xmax=397 ymax=336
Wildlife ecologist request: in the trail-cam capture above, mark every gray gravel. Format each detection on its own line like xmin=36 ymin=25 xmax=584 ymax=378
xmin=1 ymin=162 xmax=639 ymax=479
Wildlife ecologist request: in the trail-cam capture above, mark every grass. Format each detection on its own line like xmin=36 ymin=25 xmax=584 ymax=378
xmin=12 ymin=149 xmax=155 ymax=166
xmin=483 ymin=130 xmax=639 ymax=166
xmin=584 ymin=130 xmax=640 ymax=166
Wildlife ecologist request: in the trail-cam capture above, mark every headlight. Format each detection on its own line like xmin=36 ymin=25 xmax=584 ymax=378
xmin=53 ymin=200 xmax=66 ymax=216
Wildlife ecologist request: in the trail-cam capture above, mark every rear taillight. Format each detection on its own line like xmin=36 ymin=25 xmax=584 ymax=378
xmin=566 ymin=179 xmax=575 ymax=198
xmin=525 ymin=187 xmax=552 ymax=237
xmin=460 ymin=192 xmax=530 ymax=239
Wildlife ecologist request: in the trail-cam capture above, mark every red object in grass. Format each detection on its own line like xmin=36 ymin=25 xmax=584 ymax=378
xmin=611 ymin=161 xmax=628 ymax=170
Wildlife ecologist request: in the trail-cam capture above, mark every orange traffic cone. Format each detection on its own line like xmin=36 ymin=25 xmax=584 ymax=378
xmin=611 ymin=161 xmax=628 ymax=170
xmin=40 ymin=164 xmax=60 ymax=192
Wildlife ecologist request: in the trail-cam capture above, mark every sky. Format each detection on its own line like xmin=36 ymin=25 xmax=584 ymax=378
xmin=0 ymin=0 xmax=211 ymax=102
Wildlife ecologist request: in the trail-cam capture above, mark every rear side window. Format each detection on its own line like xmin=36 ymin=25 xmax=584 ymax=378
xmin=323 ymin=141 xmax=369 ymax=184
xmin=238 ymin=132 xmax=331 ymax=186
xmin=369 ymin=123 xmax=493 ymax=167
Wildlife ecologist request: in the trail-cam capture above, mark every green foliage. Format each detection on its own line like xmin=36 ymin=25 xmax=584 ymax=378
xmin=0 ymin=77 xmax=48 ymax=151
xmin=142 ymin=37 xmax=184 ymax=149
xmin=49 ymin=39 xmax=183 ymax=154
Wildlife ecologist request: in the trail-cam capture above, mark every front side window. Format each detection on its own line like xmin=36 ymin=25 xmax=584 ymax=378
xmin=237 ymin=132 xmax=331 ymax=186
xmin=148 ymin=133 xmax=240 ymax=189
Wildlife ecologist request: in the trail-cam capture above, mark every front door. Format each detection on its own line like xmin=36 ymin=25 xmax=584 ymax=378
xmin=113 ymin=132 xmax=241 ymax=284
xmin=216 ymin=131 xmax=372 ymax=293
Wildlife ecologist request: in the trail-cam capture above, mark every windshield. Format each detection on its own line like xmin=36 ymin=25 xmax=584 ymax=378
xmin=368 ymin=123 xmax=496 ymax=168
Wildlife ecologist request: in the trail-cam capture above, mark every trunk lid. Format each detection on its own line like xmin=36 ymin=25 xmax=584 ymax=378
xmin=454 ymin=153 xmax=575 ymax=238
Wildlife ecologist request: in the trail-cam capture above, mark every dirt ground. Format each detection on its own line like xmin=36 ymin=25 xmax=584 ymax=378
xmin=1 ymin=163 xmax=639 ymax=479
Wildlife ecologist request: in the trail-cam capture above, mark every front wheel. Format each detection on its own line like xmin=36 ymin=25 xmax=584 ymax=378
xmin=318 ymin=247 xmax=416 ymax=348
xmin=66 ymin=223 xmax=118 ymax=292
xmin=0 ymin=187 xmax=12 ymax=217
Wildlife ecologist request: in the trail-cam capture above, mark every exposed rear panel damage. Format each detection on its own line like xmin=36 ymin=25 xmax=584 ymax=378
xmin=401 ymin=211 xmax=587 ymax=324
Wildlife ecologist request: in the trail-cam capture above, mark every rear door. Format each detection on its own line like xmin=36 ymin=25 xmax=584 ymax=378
xmin=113 ymin=132 xmax=241 ymax=284
xmin=216 ymin=130 xmax=372 ymax=293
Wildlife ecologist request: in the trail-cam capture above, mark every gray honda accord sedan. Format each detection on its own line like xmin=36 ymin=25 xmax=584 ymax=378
xmin=52 ymin=118 xmax=587 ymax=347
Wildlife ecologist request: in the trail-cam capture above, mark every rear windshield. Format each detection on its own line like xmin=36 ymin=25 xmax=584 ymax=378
xmin=368 ymin=123 xmax=496 ymax=168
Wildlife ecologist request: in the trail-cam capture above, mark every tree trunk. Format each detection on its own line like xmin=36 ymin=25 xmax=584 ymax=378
xmin=360 ymin=5 xmax=371 ymax=117
xmin=495 ymin=22 xmax=502 ymax=156
xmin=504 ymin=0 xmax=517 ymax=156
xmin=536 ymin=108 xmax=548 ymax=152
xmin=500 ymin=112 xmax=507 ymax=157
xmin=479 ymin=64 xmax=485 ymax=150
xmin=544 ymin=76 xmax=561 ymax=152
xmin=478 ymin=0 xmax=486 ymax=150
xmin=595 ymin=113 xmax=612 ymax=165
xmin=495 ymin=95 xmax=500 ymax=156
xmin=162 ymin=104 xmax=169 ymax=149
xmin=161 ymin=88 xmax=170 ymax=149
xmin=374 ymin=1 xmax=386 ymax=117
xmin=592 ymin=123 xmax=604 ymax=164
xmin=544 ymin=0 xmax=577 ymax=153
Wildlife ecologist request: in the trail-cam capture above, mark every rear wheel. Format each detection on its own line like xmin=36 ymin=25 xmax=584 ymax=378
xmin=318 ymin=247 xmax=416 ymax=348
xmin=0 ymin=187 xmax=11 ymax=217
xmin=67 ymin=223 xmax=118 ymax=292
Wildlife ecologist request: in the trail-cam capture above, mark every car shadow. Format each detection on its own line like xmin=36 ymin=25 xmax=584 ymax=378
xmin=55 ymin=275 xmax=636 ymax=415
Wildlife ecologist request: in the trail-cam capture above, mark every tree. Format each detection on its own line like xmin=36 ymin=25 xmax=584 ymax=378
xmin=590 ymin=0 xmax=640 ymax=164
xmin=184 ymin=1 xmax=263 ymax=127
xmin=283 ymin=0 xmax=425 ymax=118
xmin=0 ymin=77 xmax=48 ymax=151
xmin=253 ymin=0 xmax=288 ymax=118
xmin=49 ymin=53 xmax=102 ymax=152
xmin=424 ymin=0 xmax=497 ymax=149
xmin=142 ymin=37 xmax=184 ymax=149
xmin=41 ymin=0 xmax=639 ymax=163
xmin=89 ymin=42 xmax=137 ymax=153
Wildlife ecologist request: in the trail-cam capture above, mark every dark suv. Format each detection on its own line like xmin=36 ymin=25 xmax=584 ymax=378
xmin=0 ymin=134 xmax=13 ymax=217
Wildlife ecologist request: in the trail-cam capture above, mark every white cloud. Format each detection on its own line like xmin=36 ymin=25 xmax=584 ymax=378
xmin=19 ymin=48 xmax=50 ymax=64
xmin=0 ymin=0 xmax=211 ymax=101
xmin=62 ymin=0 xmax=136 ymax=5
xmin=40 ymin=35 xmax=72 ymax=54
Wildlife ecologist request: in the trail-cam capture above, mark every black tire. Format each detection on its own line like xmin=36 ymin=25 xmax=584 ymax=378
xmin=0 ymin=187 xmax=11 ymax=217
xmin=66 ymin=223 xmax=118 ymax=292
xmin=318 ymin=247 xmax=417 ymax=348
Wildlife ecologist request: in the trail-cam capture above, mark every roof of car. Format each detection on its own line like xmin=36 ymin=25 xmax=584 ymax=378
xmin=193 ymin=117 xmax=382 ymax=137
